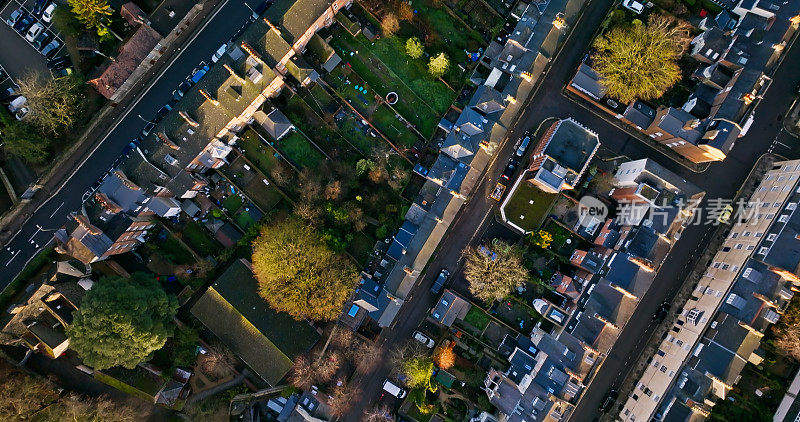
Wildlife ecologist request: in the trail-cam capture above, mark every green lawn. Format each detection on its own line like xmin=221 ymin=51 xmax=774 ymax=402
xmin=235 ymin=210 xmax=258 ymax=230
xmin=182 ymin=220 xmax=221 ymax=257
xmin=224 ymin=156 xmax=285 ymax=213
xmin=346 ymin=231 xmax=376 ymax=266
xmin=464 ymin=306 xmax=490 ymax=331
xmin=282 ymin=95 xmax=361 ymax=165
xmin=238 ymin=129 xmax=283 ymax=174
xmin=502 ymin=181 xmax=558 ymax=233
xmin=222 ymin=194 xmax=243 ymax=214
xmin=277 ymin=131 xmax=324 ymax=168
xmin=154 ymin=233 xmax=196 ymax=265
xmin=372 ymin=106 xmax=419 ymax=148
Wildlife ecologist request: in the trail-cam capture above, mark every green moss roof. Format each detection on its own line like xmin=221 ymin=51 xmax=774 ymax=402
xmin=265 ymin=0 xmax=333 ymax=43
xmin=190 ymin=259 xmax=320 ymax=385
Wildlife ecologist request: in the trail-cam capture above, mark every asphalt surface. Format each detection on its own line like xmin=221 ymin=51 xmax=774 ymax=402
xmin=0 ymin=0 xmax=257 ymax=288
xmin=345 ymin=0 xmax=800 ymax=418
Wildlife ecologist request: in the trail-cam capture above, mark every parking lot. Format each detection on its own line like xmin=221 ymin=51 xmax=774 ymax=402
xmin=0 ymin=0 xmax=65 ymax=79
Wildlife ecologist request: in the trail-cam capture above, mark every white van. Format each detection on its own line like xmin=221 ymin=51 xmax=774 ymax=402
xmin=382 ymin=379 xmax=407 ymax=398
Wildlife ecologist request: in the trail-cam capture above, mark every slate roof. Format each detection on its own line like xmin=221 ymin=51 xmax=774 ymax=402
xmin=652 ymin=108 xmax=704 ymax=144
xmin=570 ymin=63 xmax=607 ymax=100
xmin=89 ymin=25 xmax=162 ymax=99
xmin=253 ymin=107 xmax=294 ymax=140
xmin=431 ymin=289 xmax=471 ymax=327
xmin=265 ymin=0 xmax=333 ymax=44
xmin=623 ymin=101 xmax=656 ymax=130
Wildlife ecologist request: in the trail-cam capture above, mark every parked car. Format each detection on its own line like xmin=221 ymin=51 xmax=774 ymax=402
xmin=14 ymin=14 xmax=35 ymax=34
xmin=211 ymin=43 xmax=228 ymax=63
xmin=25 ymin=23 xmax=45 ymax=43
xmin=40 ymin=39 xmax=61 ymax=57
xmin=600 ymin=388 xmax=619 ymax=413
xmin=153 ymin=104 xmax=172 ymax=122
xmin=14 ymin=106 xmax=29 ymax=120
xmin=32 ymin=31 xmax=52 ymax=50
xmin=47 ymin=56 xmax=70 ymax=70
xmin=173 ymin=80 xmax=192 ymax=99
xmin=500 ymin=158 xmax=519 ymax=182
xmin=6 ymin=9 xmax=23 ymax=27
xmin=412 ymin=331 xmax=435 ymax=348
xmin=190 ymin=65 xmax=209 ymax=84
xmin=515 ymin=135 xmax=531 ymax=157
xmin=431 ymin=269 xmax=449 ymax=294
xmin=382 ymin=379 xmax=407 ymax=398
xmin=32 ymin=0 xmax=48 ymax=16
xmin=652 ymin=301 xmax=670 ymax=322
xmin=141 ymin=121 xmax=155 ymax=137
xmin=42 ymin=3 xmax=56 ymax=22
xmin=489 ymin=182 xmax=507 ymax=201
xmin=0 ymin=87 xmax=18 ymax=103
xmin=622 ymin=0 xmax=644 ymax=13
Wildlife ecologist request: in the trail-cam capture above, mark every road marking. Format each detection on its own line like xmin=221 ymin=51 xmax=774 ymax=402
xmin=6 ymin=250 xmax=19 ymax=265
xmin=2 ymin=0 xmax=235 ymax=255
xmin=49 ymin=201 xmax=63 ymax=218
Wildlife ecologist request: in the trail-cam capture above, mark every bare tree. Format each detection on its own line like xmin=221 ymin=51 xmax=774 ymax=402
xmin=295 ymin=200 xmax=322 ymax=227
xmin=381 ymin=13 xmax=399 ymax=35
xmin=775 ymin=322 xmax=800 ymax=361
xmin=198 ymin=345 xmax=236 ymax=379
xmin=328 ymin=379 xmax=361 ymax=417
xmin=16 ymin=72 xmax=83 ymax=136
xmin=362 ymin=405 xmax=395 ymax=422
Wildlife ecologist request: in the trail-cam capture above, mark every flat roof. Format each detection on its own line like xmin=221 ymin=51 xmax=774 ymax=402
xmin=544 ymin=119 xmax=599 ymax=172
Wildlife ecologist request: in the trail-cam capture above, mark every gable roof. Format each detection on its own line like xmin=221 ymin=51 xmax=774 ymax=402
xmin=89 ymin=25 xmax=162 ymax=99
xmin=190 ymin=259 xmax=320 ymax=385
xmin=265 ymin=0 xmax=333 ymax=44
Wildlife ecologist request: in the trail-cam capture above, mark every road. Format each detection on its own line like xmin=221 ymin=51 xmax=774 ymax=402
xmin=345 ymin=0 xmax=800 ymax=418
xmin=0 ymin=0 xmax=257 ymax=289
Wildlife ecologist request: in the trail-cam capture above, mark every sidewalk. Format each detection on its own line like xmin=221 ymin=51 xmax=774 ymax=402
xmin=0 ymin=0 xmax=230 ymax=247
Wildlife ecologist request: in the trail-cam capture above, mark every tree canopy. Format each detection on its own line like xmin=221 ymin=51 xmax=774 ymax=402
xmin=428 ymin=53 xmax=449 ymax=78
xmin=464 ymin=240 xmax=529 ymax=303
xmin=401 ymin=355 xmax=435 ymax=390
xmin=67 ymin=273 xmax=178 ymax=370
xmin=68 ymin=0 xmax=112 ymax=34
xmin=406 ymin=37 xmax=424 ymax=59
xmin=381 ymin=13 xmax=399 ymax=36
xmin=17 ymin=73 xmax=84 ymax=136
xmin=251 ymin=218 xmax=358 ymax=321
xmin=592 ymin=14 xmax=692 ymax=103
xmin=0 ymin=358 xmax=140 ymax=421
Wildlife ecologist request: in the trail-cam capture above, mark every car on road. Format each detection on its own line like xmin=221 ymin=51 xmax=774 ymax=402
xmin=622 ymin=0 xmax=644 ymax=13
xmin=14 ymin=14 xmax=35 ymax=34
xmin=500 ymin=158 xmax=519 ymax=182
xmin=413 ymin=331 xmax=435 ymax=348
xmin=32 ymin=31 xmax=52 ymax=50
xmin=717 ymin=204 xmax=734 ymax=224
xmin=600 ymin=388 xmax=619 ymax=413
xmin=42 ymin=3 xmax=56 ymax=23
xmin=490 ymin=182 xmax=507 ymax=201
xmin=40 ymin=39 xmax=61 ymax=58
xmin=154 ymin=104 xmax=172 ymax=122
xmin=172 ymin=80 xmax=192 ymax=100
xmin=190 ymin=65 xmax=209 ymax=84
xmin=516 ymin=135 xmax=531 ymax=157
xmin=382 ymin=379 xmax=407 ymax=398
xmin=25 ymin=23 xmax=45 ymax=43
xmin=6 ymin=9 xmax=23 ymax=27
xmin=211 ymin=43 xmax=228 ymax=63
xmin=653 ymin=301 xmax=670 ymax=322
xmin=431 ymin=269 xmax=449 ymax=294
xmin=141 ymin=121 xmax=156 ymax=137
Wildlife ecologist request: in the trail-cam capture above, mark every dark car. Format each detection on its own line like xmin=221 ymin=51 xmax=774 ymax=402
xmin=14 ymin=14 xmax=35 ymax=34
xmin=141 ymin=121 xmax=155 ymax=137
xmin=430 ymin=269 xmax=450 ymax=294
xmin=47 ymin=55 xmax=70 ymax=70
xmin=154 ymin=104 xmax=172 ymax=122
xmin=500 ymin=158 xmax=519 ymax=181
xmin=31 ymin=31 xmax=52 ymax=50
xmin=653 ymin=301 xmax=670 ymax=322
xmin=177 ymin=80 xmax=192 ymax=95
xmin=32 ymin=0 xmax=48 ymax=16
xmin=600 ymin=389 xmax=619 ymax=413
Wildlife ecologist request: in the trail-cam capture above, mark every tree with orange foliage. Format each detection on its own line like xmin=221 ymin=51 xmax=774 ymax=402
xmin=433 ymin=341 xmax=455 ymax=370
